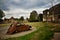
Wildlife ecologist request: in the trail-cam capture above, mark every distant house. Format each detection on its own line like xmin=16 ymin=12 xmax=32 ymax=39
xmin=43 ymin=3 xmax=60 ymax=22
xmin=9 ymin=17 xmax=15 ymax=23
xmin=4 ymin=17 xmax=15 ymax=23
xmin=4 ymin=18 xmax=10 ymax=23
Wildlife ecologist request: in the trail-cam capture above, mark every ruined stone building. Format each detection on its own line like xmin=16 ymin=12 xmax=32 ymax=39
xmin=43 ymin=3 xmax=60 ymax=22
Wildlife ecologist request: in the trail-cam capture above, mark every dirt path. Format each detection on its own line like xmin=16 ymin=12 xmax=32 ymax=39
xmin=0 ymin=26 xmax=37 ymax=39
xmin=51 ymin=32 xmax=60 ymax=40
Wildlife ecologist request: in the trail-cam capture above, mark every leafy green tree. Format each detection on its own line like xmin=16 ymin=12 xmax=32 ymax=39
xmin=0 ymin=9 xmax=5 ymax=23
xmin=0 ymin=9 xmax=5 ymax=19
xmin=38 ymin=14 xmax=43 ymax=21
xmin=26 ymin=18 xmax=29 ymax=21
xmin=20 ymin=16 xmax=24 ymax=21
xmin=29 ymin=10 xmax=38 ymax=22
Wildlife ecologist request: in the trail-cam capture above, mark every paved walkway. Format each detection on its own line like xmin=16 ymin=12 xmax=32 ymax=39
xmin=0 ymin=26 xmax=36 ymax=39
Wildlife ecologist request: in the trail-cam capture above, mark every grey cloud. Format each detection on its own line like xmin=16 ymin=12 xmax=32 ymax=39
xmin=0 ymin=0 xmax=60 ymax=10
xmin=1 ymin=0 xmax=60 ymax=18
xmin=0 ymin=0 xmax=9 ymax=10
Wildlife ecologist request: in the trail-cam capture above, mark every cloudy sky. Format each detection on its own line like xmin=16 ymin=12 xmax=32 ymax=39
xmin=0 ymin=0 xmax=60 ymax=19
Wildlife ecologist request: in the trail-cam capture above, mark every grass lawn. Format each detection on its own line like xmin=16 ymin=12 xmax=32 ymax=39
xmin=3 ymin=22 xmax=54 ymax=40
xmin=0 ymin=23 xmax=10 ymax=27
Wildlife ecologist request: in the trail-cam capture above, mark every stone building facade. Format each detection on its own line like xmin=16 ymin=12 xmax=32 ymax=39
xmin=43 ymin=3 xmax=60 ymax=22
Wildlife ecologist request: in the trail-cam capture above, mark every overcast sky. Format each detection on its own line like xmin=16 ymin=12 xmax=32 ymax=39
xmin=0 ymin=0 xmax=60 ymax=19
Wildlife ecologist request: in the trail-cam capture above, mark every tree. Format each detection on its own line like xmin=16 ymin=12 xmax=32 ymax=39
xmin=0 ymin=9 xmax=5 ymax=23
xmin=29 ymin=10 xmax=38 ymax=22
xmin=26 ymin=18 xmax=29 ymax=21
xmin=0 ymin=9 xmax=5 ymax=19
xmin=10 ymin=17 xmax=15 ymax=19
xmin=20 ymin=16 xmax=24 ymax=21
xmin=38 ymin=14 xmax=43 ymax=21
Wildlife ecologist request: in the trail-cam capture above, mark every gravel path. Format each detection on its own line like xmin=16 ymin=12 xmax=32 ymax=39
xmin=0 ymin=26 xmax=37 ymax=39
xmin=51 ymin=32 xmax=60 ymax=40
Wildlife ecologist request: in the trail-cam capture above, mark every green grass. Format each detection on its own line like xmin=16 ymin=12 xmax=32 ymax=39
xmin=4 ymin=22 xmax=54 ymax=40
xmin=5 ymin=32 xmax=35 ymax=40
xmin=24 ymin=22 xmax=44 ymax=29
xmin=37 ymin=25 xmax=54 ymax=40
xmin=0 ymin=24 xmax=10 ymax=27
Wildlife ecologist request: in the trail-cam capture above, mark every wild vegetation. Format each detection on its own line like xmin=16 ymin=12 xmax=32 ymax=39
xmin=29 ymin=10 xmax=43 ymax=22
xmin=0 ymin=9 xmax=5 ymax=23
xmin=4 ymin=22 xmax=54 ymax=40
